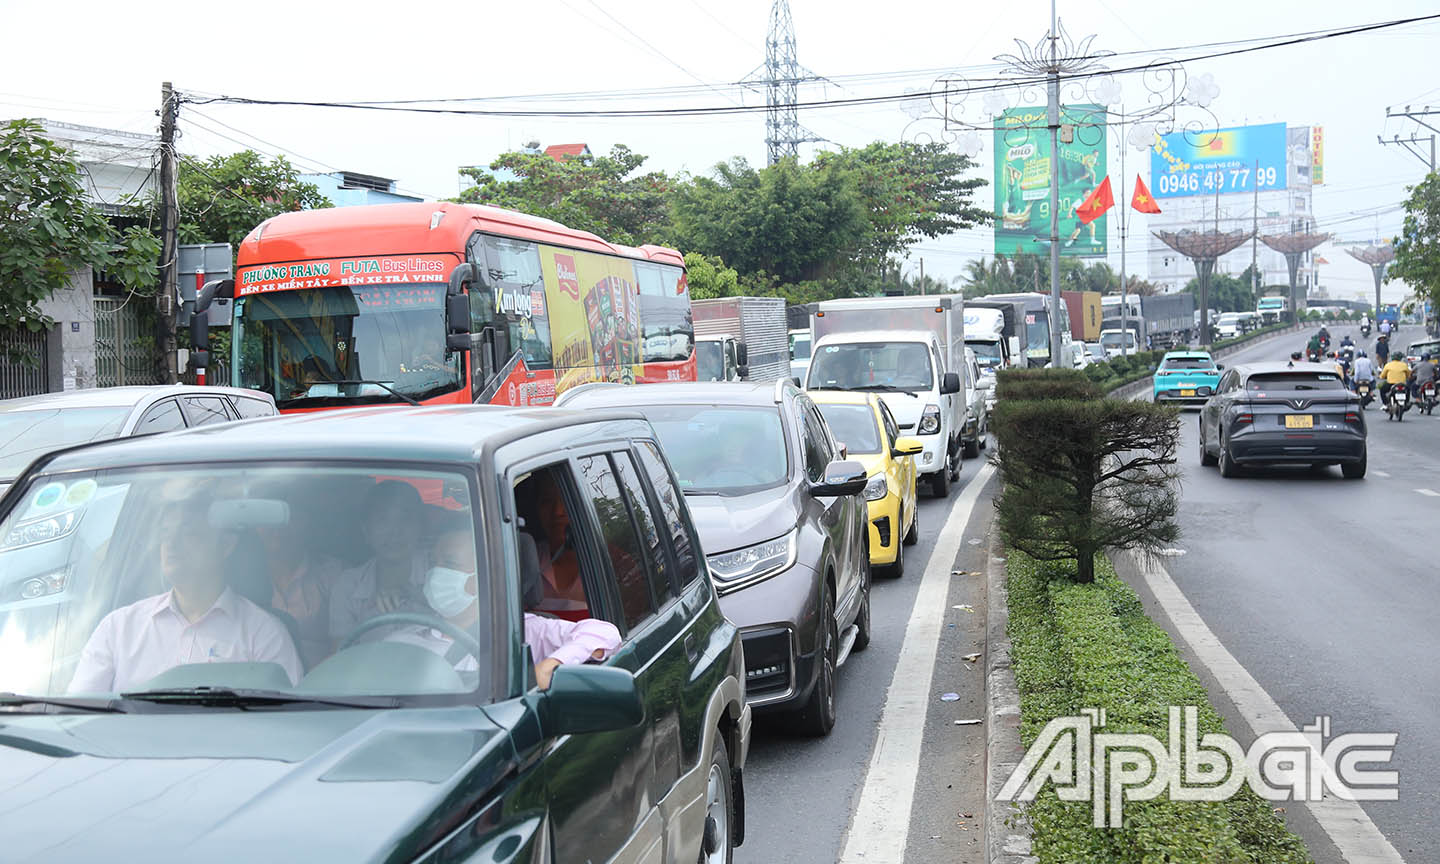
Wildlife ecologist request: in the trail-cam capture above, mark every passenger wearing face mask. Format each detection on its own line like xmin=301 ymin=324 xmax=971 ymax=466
xmin=398 ymin=527 xmax=620 ymax=689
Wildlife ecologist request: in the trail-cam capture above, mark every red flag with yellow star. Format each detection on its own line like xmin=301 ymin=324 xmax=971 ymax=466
xmin=1075 ymin=176 xmax=1114 ymax=225
xmin=1131 ymin=176 xmax=1162 ymax=214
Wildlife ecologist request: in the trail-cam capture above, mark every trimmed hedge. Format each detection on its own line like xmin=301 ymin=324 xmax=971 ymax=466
xmin=1006 ymin=552 xmax=1313 ymax=863
xmin=996 ymin=367 xmax=1103 ymax=401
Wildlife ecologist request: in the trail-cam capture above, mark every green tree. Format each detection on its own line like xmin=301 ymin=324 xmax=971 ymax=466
xmin=1390 ymin=170 xmax=1440 ymax=314
xmin=0 ymin=119 xmax=158 ymax=334
xmin=454 ymin=145 xmax=671 ymax=247
xmin=177 ymin=151 xmax=331 ymax=251
xmin=1180 ymin=267 xmax=1258 ymax=314
xmin=683 ymin=252 xmax=740 ymax=300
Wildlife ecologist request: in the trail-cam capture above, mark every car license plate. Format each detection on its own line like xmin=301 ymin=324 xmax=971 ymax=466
xmin=1180 ymin=389 xmax=1196 ymax=397
xmin=1284 ymin=415 xmax=1313 ymax=429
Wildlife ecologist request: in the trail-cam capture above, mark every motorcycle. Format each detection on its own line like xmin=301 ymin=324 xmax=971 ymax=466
xmin=1319 ymin=335 xmax=1331 ymax=353
xmin=1306 ymin=347 xmax=1322 ymax=363
xmin=1361 ymin=322 xmax=1372 ymax=337
xmin=1421 ymin=379 xmax=1439 ymax=415
xmin=1356 ymin=379 xmax=1375 ymax=409
xmin=1386 ymin=383 xmax=1411 ymax=421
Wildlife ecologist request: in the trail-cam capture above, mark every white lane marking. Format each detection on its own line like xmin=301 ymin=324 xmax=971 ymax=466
xmin=1129 ymin=550 xmax=1406 ymax=864
xmin=1415 ymin=488 xmax=1440 ymax=497
xmin=839 ymin=462 xmax=996 ymax=864
xmin=1374 ymin=470 xmax=1391 ymax=478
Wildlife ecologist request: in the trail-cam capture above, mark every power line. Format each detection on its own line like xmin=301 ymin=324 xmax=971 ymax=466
xmin=187 ymin=12 xmax=1440 ymax=121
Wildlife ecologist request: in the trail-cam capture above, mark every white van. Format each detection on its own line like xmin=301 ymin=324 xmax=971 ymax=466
xmin=806 ymin=329 xmax=964 ymax=496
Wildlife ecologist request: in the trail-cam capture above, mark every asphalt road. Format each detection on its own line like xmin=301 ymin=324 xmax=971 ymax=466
xmin=1152 ymin=324 xmax=1440 ymax=862
xmin=736 ymin=454 xmax=997 ymax=864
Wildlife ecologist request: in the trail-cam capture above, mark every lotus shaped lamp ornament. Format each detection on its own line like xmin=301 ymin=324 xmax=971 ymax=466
xmin=1183 ymin=72 xmax=1219 ymax=108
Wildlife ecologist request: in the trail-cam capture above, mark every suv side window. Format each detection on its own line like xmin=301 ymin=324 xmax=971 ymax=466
xmin=613 ymin=450 xmax=675 ymax=609
xmin=799 ymin=400 xmax=832 ymax=482
xmin=636 ymin=441 xmax=700 ymax=586
xmin=134 ymin=399 xmax=186 ymax=434
xmin=184 ymin=396 xmax=232 ymax=427
xmin=577 ymin=454 xmax=657 ymax=630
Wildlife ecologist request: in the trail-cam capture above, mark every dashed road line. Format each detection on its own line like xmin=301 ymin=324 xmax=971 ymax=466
xmin=1414 ymin=488 xmax=1440 ymax=497
xmin=1373 ymin=470 xmax=1391 ymax=478
xmin=839 ymin=463 xmax=996 ymax=864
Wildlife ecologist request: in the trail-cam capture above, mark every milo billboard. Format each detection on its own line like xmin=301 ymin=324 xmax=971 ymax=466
xmin=993 ymin=104 xmax=1107 ymax=258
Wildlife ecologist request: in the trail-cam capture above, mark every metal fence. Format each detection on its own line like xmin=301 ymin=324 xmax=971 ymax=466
xmin=94 ymin=297 xmax=161 ymax=388
xmin=0 ymin=326 xmax=50 ymax=399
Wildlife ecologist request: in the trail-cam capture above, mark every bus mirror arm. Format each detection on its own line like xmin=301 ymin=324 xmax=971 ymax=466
xmin=448 ymin=263 xmax=480 ymax=296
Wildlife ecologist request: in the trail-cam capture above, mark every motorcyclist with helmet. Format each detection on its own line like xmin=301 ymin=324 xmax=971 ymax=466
xmin=1380 ymin=352 xmax=1411 ymax=405
xmin=1411 ymin=353 xmax=1438 ymax=397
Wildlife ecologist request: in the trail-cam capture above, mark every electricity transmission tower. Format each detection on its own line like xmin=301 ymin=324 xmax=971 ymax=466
xmin=746 ymin=0 xmax=823 ymax=165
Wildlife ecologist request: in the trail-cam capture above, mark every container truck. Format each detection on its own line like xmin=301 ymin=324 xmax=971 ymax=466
xmin=1101 ymin=292 xmax=1195 ymax=349
xmin=692 ymin=296 xmax=789 ymax=382
xmin=1061 ymin=290 xmax=1103 ymax=343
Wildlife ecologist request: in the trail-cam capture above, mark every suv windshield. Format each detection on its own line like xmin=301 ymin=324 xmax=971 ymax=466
xmin=815 ymin=403 xmax=881 ymax=455
xmin=641 ymin=405 xmax=789 ymax=495
xmin=0 ymin=464 xmax=486 ymax=704
xmin=809 ymin=342 xmax=934 ymax=391
xmin=233 ymin=284 xmax=463 ymax=409
xmin=0 ymin=407 xmax=129 ymax=480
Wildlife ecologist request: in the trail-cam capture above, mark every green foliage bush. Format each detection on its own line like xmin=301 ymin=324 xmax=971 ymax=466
xmin=995 ymin=368 xmax=1102 ymax=401
xmin=1006 ymin=552 xmax=1312 ymax=863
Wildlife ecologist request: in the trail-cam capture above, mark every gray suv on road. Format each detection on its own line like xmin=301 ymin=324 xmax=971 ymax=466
xmin=558 ymin=380 xmax=871 ymax=736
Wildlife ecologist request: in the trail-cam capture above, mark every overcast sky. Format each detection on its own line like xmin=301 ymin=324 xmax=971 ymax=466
xmin=5 ymin=0 xmax=1437 ymax=302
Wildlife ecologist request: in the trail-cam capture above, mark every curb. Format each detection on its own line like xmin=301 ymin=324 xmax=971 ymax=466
xmin=983 ymin=534 xmax=1036 ymax=864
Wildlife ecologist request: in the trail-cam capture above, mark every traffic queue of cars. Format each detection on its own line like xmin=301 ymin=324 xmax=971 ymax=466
xmin=0 ymin=294 xmax=984 ymax=862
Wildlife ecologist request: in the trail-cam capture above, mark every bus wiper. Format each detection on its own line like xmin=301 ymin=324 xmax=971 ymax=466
xmin=325 ymin=380 xmax=421 ymax=406
xmin=119 ymin=687 xmax=402 ymax=710
xmin=0 ymin=692 xmax=127 ymax=713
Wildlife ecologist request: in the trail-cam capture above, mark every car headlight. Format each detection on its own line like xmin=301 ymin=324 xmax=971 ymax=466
xmin=862 ymin=474 xmax=888 ymax=501
xmin=917 ymin=404 xmax=941 ymax=435
xmin=707 ymin=528 xmax=797 ymax=589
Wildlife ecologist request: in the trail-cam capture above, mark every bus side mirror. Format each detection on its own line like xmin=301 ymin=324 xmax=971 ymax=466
xmin=188 ymin=308 xmax=211 ymax=364
xmin=446 ymin=293 xmax=471 ymax=335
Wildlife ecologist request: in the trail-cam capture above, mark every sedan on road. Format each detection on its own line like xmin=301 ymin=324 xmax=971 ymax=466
xmin=558 ymin=380 xmax=871 ymax=736
xmin=812 ymin=391 xmax=922 ymax=578
xmin=1199 ymin=362 xmax=1366 ymax=478
xmin=0 ymin=385 xmax=276 ymax=497
xmin=1153 ymin=350 xmax=1222 ymax=406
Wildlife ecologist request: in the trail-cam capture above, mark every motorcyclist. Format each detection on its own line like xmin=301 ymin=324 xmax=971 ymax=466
xmin=1288 ymin=350 xmax=1304 ymax=368
xmin=1352 ymin=350 xmax=1375 ymax=388
xmin=1379 ymin=317 xmax=1393 ymax=337
xmin=1412 ymin=353 xmax=1437 ymax=396
xmin=1340 ymin=334 xmax=1354 ymax=348
xmin=1380 ymin=353 xmax=1411 ymax=404
xmin=1306 ymin=333 xmax=1323 ymax=360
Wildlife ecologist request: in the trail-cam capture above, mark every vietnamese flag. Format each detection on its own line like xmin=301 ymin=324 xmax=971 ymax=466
xmin=1131 ymin=176 xmax=1162 ymax=214
xmin=1075 ymin=176 xmax=1114 ymax=225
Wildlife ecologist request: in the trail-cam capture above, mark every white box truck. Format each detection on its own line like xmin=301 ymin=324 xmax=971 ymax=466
xmin=805 ymin=295 xmax=977 ymax=496
xmin=692 ymin=296 xmax=790 ymax=382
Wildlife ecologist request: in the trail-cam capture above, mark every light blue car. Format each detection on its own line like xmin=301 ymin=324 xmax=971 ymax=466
xmin=1152 ymin=350 xmax=1222 ymax=406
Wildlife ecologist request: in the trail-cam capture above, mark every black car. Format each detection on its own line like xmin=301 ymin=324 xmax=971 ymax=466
xmin=1199 ymin=362 xmax=1366 ymax=478
xmin=558 ymin=380 xmax=871 ymax=736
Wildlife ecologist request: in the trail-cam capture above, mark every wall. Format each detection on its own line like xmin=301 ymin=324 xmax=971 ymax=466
xmin=36 ymin=267 xmax=97 ymax=391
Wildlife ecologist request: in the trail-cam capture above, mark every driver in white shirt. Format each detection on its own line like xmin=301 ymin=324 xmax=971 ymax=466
xmin=69 ymin=504 xmax=302 ymax=693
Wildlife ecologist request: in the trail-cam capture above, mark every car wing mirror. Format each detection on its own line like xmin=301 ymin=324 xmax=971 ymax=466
xmin=539 ymin=665 xmax=644 ymax=737
xmin=890 ymin=436 xmax=924 ymax=458
xmin=810 ymin=459 xmax=867 ymax=497
xmin=940 ymin=371 xmax=961 ymax=395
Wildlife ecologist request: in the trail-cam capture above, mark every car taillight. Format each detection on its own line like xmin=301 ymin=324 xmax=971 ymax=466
xmin=1234 ymin=413 xmax=1254 ymax=427
xmin=1345 ymin=412 xmax=1361 ymax=423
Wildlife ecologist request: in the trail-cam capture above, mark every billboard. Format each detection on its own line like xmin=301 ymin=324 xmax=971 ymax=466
xmin=1149 ymin=122 xmax=1287 ymax=198
xmin=1311 ymin=126 xmax=1324 ymax=185
xmin=993 ymin=104 xmax=1108 ymax=258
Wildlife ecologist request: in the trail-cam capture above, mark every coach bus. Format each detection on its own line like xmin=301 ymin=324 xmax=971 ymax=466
xmin=190 ymin=202 xmax=695 ymax=410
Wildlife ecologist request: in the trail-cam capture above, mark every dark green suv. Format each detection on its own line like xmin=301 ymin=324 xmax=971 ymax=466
xmin=0 ymin=406 xmax=749 ymax=863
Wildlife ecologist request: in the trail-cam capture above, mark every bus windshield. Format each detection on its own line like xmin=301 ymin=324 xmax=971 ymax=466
xmin=1025 ymin=311 xmax=1051 ymax=358
xmin=233 ymin=285 xmax=463 ymax=409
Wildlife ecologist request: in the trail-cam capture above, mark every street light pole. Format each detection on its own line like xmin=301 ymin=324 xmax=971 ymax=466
xmin=1118 ymin=104 xmax=1128 ymax=357
xmin=1047 ymin=0 xmax=1063 ymax=368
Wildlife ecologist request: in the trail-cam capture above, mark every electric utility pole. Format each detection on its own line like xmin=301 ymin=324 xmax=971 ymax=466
xmin=157 ymin=82 xmax=180 ymax=384
xmin=1046 ymin=0 xmax=1062 ymax=366
xmin=1251 ymin=159 xmax=1259 ymax=305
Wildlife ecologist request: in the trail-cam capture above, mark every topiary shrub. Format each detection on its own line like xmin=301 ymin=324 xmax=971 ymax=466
xmin=996 ymin=367 xmax=1102 ymax=401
